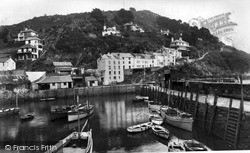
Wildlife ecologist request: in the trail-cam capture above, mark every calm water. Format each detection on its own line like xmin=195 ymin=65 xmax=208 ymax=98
xmin=0 ymin=94 xmax=229 ymax=153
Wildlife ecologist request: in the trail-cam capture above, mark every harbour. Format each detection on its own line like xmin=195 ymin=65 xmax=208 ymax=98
xmin=0 ymin=93 xmax=233 ymax=152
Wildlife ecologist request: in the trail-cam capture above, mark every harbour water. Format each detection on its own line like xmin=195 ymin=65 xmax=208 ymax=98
xmin=0 ymin=94 xmax=229 ymax=152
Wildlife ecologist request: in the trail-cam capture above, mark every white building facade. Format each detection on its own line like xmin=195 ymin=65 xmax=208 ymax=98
xmin=97 ymin=53 xmax=124 ymax=85
xmin=16 ymin=28 xmax=43 ymax=61
xmin=0 ymin=57 xmax=16 ymax=71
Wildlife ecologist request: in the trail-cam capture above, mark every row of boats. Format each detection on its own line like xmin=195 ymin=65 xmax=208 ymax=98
xmin=127 ymin=95 xmax=211 ymax=152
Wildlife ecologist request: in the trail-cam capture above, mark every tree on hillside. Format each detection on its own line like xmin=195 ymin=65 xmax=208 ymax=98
xmin=113 ymin=9 xmax=134 ymax=25
xmin=90 ymin=8 xmax=106 ymax=23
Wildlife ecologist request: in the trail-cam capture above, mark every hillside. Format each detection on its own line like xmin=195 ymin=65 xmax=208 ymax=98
xmin=0 ymin=8 xmax=249 ymax=75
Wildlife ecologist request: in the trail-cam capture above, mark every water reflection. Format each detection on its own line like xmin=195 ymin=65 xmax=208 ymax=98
xmin=0 ymin=94 xmax=229 ymax=152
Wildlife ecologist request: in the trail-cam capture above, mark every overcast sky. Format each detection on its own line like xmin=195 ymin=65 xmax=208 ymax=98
xmin=0 ymin=0 xmax=249 ymax=53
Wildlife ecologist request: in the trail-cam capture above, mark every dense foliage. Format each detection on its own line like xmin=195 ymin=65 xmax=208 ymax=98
xmin=0 ymin=9 xmax=249 ymax=75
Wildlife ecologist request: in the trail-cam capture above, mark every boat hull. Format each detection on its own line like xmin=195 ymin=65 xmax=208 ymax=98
xmin=67 ymin=106 xmax=94 ymax=122
xmin=152 ymin=125 xmax=169 ymax=139
xmin=127 ymin=122 xmax=153 ymax=133
xmin=160 ymin=108 xmax=193 ymax=132
xmin=0 ymin=108 xmax=19 ymax=118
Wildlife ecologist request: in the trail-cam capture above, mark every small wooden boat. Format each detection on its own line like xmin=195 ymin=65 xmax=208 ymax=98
xmin=151 ymin=125 xmax=169 ymax=139
xmin=150 ymin=116 xmax=164 ymax=125
xmin=40 ymin=97 xmax=56 ymax=101
xmin=183 ymin=139 xmax=211 ymax=151
xmin=0 ymin=107 xmax=20 ymax=118
xmin=67 ymin=100 xmax=94 ymax=122
xmin=132 ymin=95 xmax=149 ymax=102
xmin=160 ymin=106 xmax=193 ymax=132
xmin=20 ymin=113 xmax=34 ymax=121
xmin=127 ymin=122 xmax=153 ymax=133
xmin=168 ymin=138 xmax=186 ymax=152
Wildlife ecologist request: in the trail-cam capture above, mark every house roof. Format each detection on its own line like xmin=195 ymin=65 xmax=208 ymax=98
xmin=37 ymin=75 xmax=72 ymax=84
xmin=0 ymin=75 xmax=29 ymax=85
xmin=53 ymin=62 xmax=73 ymax=67
xmin=111 ymin=53 xmax=134 ymax=58
xmin=0 ymin=57 xmax=10 ymax=63
xmin=85 ymin=76 xmax=98 ymax=81
xmin=26 ymin=71 xmax=46 ymax=82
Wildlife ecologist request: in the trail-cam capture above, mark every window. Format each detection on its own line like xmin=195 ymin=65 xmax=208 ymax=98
xmin=109 ymin=66 xmax=111 ymax=69
xmin=118 ymin=61 xmax=120 ymax=64
xmin=64 ymin=82 xmax=67 ymax=86
xmin=119 ymin=71 xmax=120 ymax=74
xmin=52 ymin=83 xmax=55 ymax=86
xmin=109 ymin=71 xmax=111 ymax=75
xmin=114 ymin=76 xmax=116 ymax=80
xmin=114 ymin=66 xmax=116 ymax=69
xmin=109 ymin=61 xmax=111 ymax=64
xmin=114 ymin=61 xmax=115 ymax=64
xmin=114 ymin=71 xmax=116 ymax=75
xmin=118 ymin=66 xmax=120 ymax=69
xmin=129 ymin=57 xmax=131 ymax=60
xmin=129 ymin=61 xmax=131 ymax=64
xmin=119 ymin=76 xmax=120 ymax=79
xmin=129 ymin=66 xmax=131 ymax=69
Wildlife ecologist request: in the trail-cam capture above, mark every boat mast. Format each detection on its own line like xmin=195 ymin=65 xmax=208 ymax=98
xmin=77 ymin=95 xmax=80 ymax=138
xmin=15 ymin=92 xmax=18 ymax=108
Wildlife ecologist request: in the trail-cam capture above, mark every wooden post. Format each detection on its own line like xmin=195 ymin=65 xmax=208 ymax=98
xmin=188 ymin=92 xmax=193 ymax=114
xmin=208 ymin=95 xmax=218 ymax=133
xmin=235 ymin=74 xmax=244 ymax=149
xmin=194 ymin=92 xmax=199 ymax=118
xmin=224 ymin=98 xmax=233 ymax=139
xmin=203 ymin=95 xmax=208 ymax=129
xmin=183 ymin=89 xmax=188 ymax=112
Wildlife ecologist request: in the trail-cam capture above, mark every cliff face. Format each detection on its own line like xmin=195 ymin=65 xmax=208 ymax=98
xmin=0 ymin=8 xmax=249 ymax=75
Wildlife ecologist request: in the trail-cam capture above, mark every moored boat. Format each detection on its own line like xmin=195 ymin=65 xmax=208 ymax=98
xmin=40 ymin=97 xmax=56 ymax=101
xmin=0 ymin=107 xmax=20 ymax=117
xmin=20 ymin=113 xmax=34 ymax=121
xmin=148 ymin=101 xmax=162 ymax=112
xmin=132 ymin=95 xmax=149 ymax=102
xmin=127 ymin=122 xmax=153 ymax=133
xmin=67 ymin=105 xmax=94 ymax=122
xmin=151 ymin=125 xmax=169 ymax=139
xmin=45 ymin=119 xmax=93 ymax=153
xmin=150 ymin=115 xmax=164 ymax=125
xmin=168 ymin=137 xmax=186 ymax=152
xmin=50 ymin=105 xmax=79 ymax=121
xmin=183 ymin=139 xmax=211 ymax=151
xmin=160 ymin=106 xmax=193 ymax=132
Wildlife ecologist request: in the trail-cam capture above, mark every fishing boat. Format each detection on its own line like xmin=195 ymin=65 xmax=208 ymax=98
xmin=0 ymin=94 xmax=20 ymax=118
xmin=20 ymin=113 xmax=34 ymax=121
xmin=132 ymin=95 xmax=149 ymax=102
xmin=150 ymin=115 xmax=164 ymax=125
xmin=160 ymin=106 xmax=193 ymax=132
xmin=151 ymin=125 xmax=169 ymax=139
xmin=45 ymin=117 xmax=93 ymax=153
xmin=50 ymin=105 xmax=80 ymax=121
xmin=183 ymin=139 xmax=211 ymax=151
xmin=127 ymin=122 xmax=153 ymax=133
xmin=168 ymin=138 xmax=186 ymax=152
xmin=67 ymin=98 xmax=94 ymax=122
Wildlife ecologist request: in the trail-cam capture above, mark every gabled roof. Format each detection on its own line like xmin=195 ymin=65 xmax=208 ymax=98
xmin=111 ymin=53 xmax=134 ymax=58
xmin=26 ymin=71 xmax=46 ymax=82
xmin=0 ymin=57 xmax=10 ymax=63
xmin=37 ymin=75 xmax=72 ymax=84
xmin=53 ymin=62 xmax=73 ymax=67
xmin=0 ymin=75 xmax=29 ymax=85
xmin=85 ymin=76 xmax=98 ymax=81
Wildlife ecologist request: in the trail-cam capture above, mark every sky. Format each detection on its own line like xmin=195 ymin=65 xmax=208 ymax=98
xmin=0 ymin=0 xmax=249 ymax=53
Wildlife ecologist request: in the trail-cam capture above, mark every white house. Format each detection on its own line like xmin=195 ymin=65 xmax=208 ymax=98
xmin=0 ymin=57 xmax=16 ymax=71
xmin=133 ymin=54 xmax=155 ymax=69
xmin=124 ymin=22 xmax=145 ymax=33
xmin=111 ymin=53 xmax=134 ymax=69
xmin=85 ymin=76 xmax=98 ymax=87
xmin=16 ymin=28 xmax=43 ymax=61
xmin=97 ymin=53 xmax=124 ymax=85
xmin=170 ymin=37 xmax=190 ymax=52
xmin=102 ymin=25 xmax=121 ymax=36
